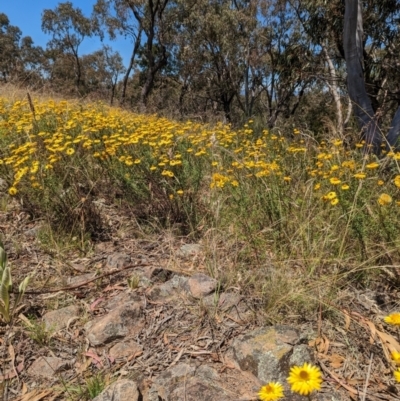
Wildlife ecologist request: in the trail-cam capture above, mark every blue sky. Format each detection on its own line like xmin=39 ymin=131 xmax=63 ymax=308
xmin=1 ymin=1 xmax=132 ymax=65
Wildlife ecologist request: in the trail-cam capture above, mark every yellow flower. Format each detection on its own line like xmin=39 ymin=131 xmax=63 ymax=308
xmin=8 ymin=186 xmax=18 ymax=196
xmin=394 ymin=175 xmax=400 ymax=188
xmin=330 ymin=177 xmax=341 ymax=185
xmin=283 ymin=176 xmax=291 ymax=182
xmin=322 ymin=191 xmax=337 ymax=201
xmin=176 ymin=190 xmax=184 ymax=195
xmin=341 ymin=184 xmax=350 ymax=190
xmin=384 ymin=313 xmax=400 ymax=325
xmin=366 ymin=162 xmax=379 ymax=169
xmin=65 ymin=147 xmax=75 ymax=156
xmin=378 ymin=193 xmax=392 ymax=206
xmin=314 ymin=183 xmax=321 ymax=190
xmin=391 ymin=351 xmax=400 ymax=365
xmin=287 ymin=363 xmax=323 ymax=395
xmin=354 ymin=173 xmax=366 ymax=179
xmin=395 ymin=368 xmax=400 ymax=383
xmin=377 ymin=180 xmax=384 ymax=186
xmin=331 ymin=198 xmax=339 ymax=206
xmin=258 ymin=382 xmax=284 ymax=401
xmin=161 ymin=170 xmax=174 ymax=178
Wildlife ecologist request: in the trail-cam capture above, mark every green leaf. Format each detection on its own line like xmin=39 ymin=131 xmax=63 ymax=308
xmin=0 ymin=301 xmax=10 ymax=323
xmin=18 ymin=276 xmax=30 ymax=295
xmin=0 ymin=241 xmax=6 ymax=274
xmin=0 ymin=282 xmax=10 ymax=313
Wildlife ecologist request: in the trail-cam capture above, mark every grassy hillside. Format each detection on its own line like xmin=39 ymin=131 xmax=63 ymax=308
xmin=1 ymin=92 xmax=400 ymax=318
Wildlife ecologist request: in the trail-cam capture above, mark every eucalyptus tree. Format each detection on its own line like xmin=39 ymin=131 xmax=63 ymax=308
xmin=256 ymin=0 xmax=317 ymax=128
xmin=93 ymin=0 xmax=143 ymax=105
xmin=82 ymin=45 xmax=125 ymax=105
xmin=343 ymin=0 xmax=400 ymax=152
xmin=0 ymin=13 xmax=22 ymax=82
xmin=41 ymin=2 xmax=95 ymax=93
xmin=172 ymin=0 xmax=253 ymax=122
xmin=18 ymin=36 xmax=46 ymax=86
xmin=290 ymin=0 xmax=400 ymax=151
xmin=94 ymin=0 xmax=173 ymax=108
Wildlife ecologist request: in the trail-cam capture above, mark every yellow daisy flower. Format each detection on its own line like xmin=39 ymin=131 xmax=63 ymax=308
xmin=8 ymin=186 xmax=18 ymax=196
xmin=330 ymin=177 xmax=341 ymax=185
xmin=394 ymin=368 xmax=400 ymax=383
xmin=391 ymin=351 xmax=400 ymax=365
xmin=353 ymin=173 xmax=366 ymax=179
xmin=384 ymin=313 xmax=400 ymax=325
xmin=287 ymin=363 xmax=322 ymax=395
xmin=258 ymin=382 xmax=284 ymax=401
xmin=378 ymin=193 xmax=392 ymax=206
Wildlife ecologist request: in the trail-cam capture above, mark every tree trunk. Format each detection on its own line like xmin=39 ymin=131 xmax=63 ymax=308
xmin=120 ymin=29 xmax=142 ymax=106
xmin=323 ymin=46 xmax=343 ymax=136
xmin=344 ymin=0 xmax=400 ymax=152
xmin=344 ymin=0 xmax=381 ymax=153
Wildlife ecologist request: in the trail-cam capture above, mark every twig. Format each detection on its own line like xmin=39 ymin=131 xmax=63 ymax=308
xmin=12 ymin=262 xmax=151 ymax=295
xmin=362 ymin=353 xmax=373 ymax=401
xmin=319 ymin=360 xmax=359 ymax=395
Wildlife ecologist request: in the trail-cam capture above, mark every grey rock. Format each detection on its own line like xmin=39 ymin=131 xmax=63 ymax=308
xmin=109 ymin=340 xmax=143 ymax=359
xmin=147 ymin=363 xmax=232 ymax=401
xmin=24 ymin=225 xmax=43 ymax=238
xmin=42 ymin=305 xmax=80 ymax=331
xmin=231 ymin=325 xmax=303 ymax=383
xmin=85 ymin=301 xmax=142 ymax=346
xmin=28 ymin=356 xmax=70 ymax=378
xmin=93 ymin=379 xmax=140 ymax=401
xmin=68 ymin=272 xmax=96 ymax=286
xmin=0 ymin=177 xmax=7 ymax=191
xmin=148 ymin=274 xmax=188 ymax=300
xmin=177 ymin=243 xmax=201 ymax=258
xmin=106 ymin=252 xmax=131 ymax=269
xmin=231 ymin=326 xmax=320 ymax=400
xmin=186 ymin=273 xmax=217 ymax=298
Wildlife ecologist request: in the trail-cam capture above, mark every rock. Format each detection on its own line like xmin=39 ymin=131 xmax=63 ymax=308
xmin=93 ymin=379 xmax=140 ymax=401
xmin=85 ymin=301 xmax=142 ymax=346
xmin=177 ymin=243 xmax=201 ymax=258
xmin=106 ymin=252 xmax=131 ymax=269
xmin=68 ymin=272 xmax=96 ymax=286
xmin=0 ymin=177 xmax=7 ymax=191
xmin=231 ymin=326 xmax=309 ymax=382
xmin=144 ymin=265 xmax=174 ymax=282
xmin=109 ymin=340 xmax=143 ymax=359
xmin=203 ymin=292 xmax=240 ymax=310
xmin=42 ymin=305 xmax=80 ymax=331
xmin=147 ymin=274 xmax=188 ymax=300
xmin=186 ymin=273 xmax=217 ymax=298
xmin=147 ymin=363 xmax=232 ymax=401
xmin=28 ymin=356 xmax=70 ymax=378
xmin=230 ymin=326 xmax=316 ymax=400
xmin=24 ymin=225 xmax=43 ymax=238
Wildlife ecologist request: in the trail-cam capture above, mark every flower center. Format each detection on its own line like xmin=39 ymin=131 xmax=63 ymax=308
xmin=299 ymin=371 xmax=310 ymax=381
xmin=264 ymin=385 xmax=272 ymax=393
